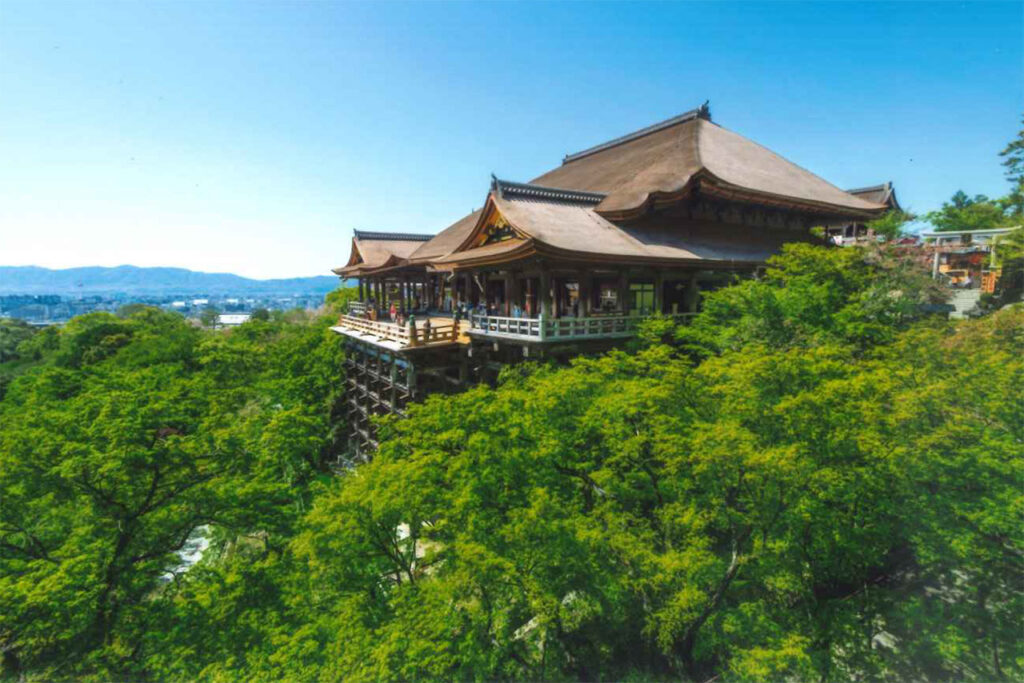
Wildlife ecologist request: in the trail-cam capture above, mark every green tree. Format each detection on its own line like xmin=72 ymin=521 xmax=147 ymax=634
xmin=926 ymin=190 xmax=1010 ymax=233
xmin=242 ymin=303 xmax=1021 ymax=682
xmin=324 ymin=285 xmax=359 ymax=315
xmin=999 ymin=115 xmax=1024 ymax=185
xmin=0 ymin=307 xmax=345 ymax=679
xmin=866 ymin=209 xmax=915 ymax=241
xmin=199 ymin=306 xmax=220 ymax=328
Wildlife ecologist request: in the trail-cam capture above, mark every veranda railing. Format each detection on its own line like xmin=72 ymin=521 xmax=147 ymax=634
xmin=467 ymin=312 xmax=695 ymax=341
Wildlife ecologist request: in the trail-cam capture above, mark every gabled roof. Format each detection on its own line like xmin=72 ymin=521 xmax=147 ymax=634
xmin=531 ymin=105 xmax=886 ymax=219
xmin=333 ymin=230 xmax=433 ymax=276
xmin=407 ymin=209 xmax=482 ymax=262
xmin=433 ymin=178 xmax=802 ymax=270
xmin=846 ymin=182 xmax=900 ymax=211
xmin=340 ymin=105 xmax=891 ymax=275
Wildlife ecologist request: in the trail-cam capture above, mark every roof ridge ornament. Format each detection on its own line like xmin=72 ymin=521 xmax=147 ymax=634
xmin=353 ymin=230 xmax=434 ymax=242
xmin=492 ymin=177 xmax=607 ymax=204
xmin=562 ymin=101 xmax=712 ymax=165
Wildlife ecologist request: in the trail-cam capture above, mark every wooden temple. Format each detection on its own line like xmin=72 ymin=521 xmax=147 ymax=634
xmin=825 ymin=181 xmax=902 ymax=244
xmin=332 ymin=103 xmax=888 ymax=459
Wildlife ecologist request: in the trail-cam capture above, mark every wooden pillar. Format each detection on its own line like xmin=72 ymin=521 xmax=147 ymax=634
xmin=389 ymin=355 xmax=398 ymax=412
xmin=510 ymin=273 xmax=522 ymax=315
xmin=618 ymin=271 xmax=630 ymax=314
xmin=358 ymin=278 xmax=364 ymax=301
xmin=685 ymin=271 xmax=700 ymax=313
xmin=653 ymin=270 xmax=664 ymax=315
xmin=504 ymin=272 xmax=513 ymax=316
xmin=580 ymin=271 xmax=592 ymax=317
xmin=540 ymin=270 xmax=552 ymax=317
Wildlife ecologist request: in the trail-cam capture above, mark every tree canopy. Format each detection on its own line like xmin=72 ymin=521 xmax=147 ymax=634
xmin=0 ymin=254 xmax=1020 ymax=682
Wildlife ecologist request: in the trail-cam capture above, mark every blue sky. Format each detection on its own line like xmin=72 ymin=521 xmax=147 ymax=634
xmin=1 ymin=1 xmax=1020 ymax=279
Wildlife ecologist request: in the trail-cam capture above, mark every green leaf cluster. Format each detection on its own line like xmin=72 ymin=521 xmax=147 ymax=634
xmin=0 ymin=302 xmax=347 ymax=679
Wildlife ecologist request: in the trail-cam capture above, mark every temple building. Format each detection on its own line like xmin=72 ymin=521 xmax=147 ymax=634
xmin=824 ymin=181 xmax=902 ymax=245
xmin=331 ymin=103 xmax=889 ymax=459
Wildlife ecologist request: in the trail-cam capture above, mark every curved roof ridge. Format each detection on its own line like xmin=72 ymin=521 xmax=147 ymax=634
xmin=353 ymin=230 xmax=434 ymax=242
xmin=562 ymin=101 xmax=710 ymax=165
xmin=492 ymin=177 xmax=607 ymax=204
xmin=846 ymin=181 xmax=892 ymax=194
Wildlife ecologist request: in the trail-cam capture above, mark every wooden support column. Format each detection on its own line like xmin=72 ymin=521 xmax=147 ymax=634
xmin=654 ymin=270 xmax=664 ymax=314
xmin=618 ymin=271 xmax=630 ymax=314
xmin=389 ymin=355 xmax=398 ymax=412
xmin=580 ymin=271 xmax=592 ymax=317
xmin=358 ymin=278 xmax=364 ymax=301
xmin=509 ymin=273 xmax=522 ymax=314
xmin=407 ymin=361 xmax=417 ymax=401
xmin=685 ymin=271 xmax=700 ymax=313
xmin=504 ymin=272 xmax=513 ymax=316
xmin=540 ymin=270 xmax=552 ymax=317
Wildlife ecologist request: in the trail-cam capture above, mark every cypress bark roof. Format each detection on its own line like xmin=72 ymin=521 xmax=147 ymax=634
xmin=338 ymin=105 xmax=890 ymax=275
xmin=846 ymin=182 xmax=900 ymax=211
xmin=531 ymin=112 xmax=884 ymax=218
xmin=333 ymin=231 xmax=433 ymax=276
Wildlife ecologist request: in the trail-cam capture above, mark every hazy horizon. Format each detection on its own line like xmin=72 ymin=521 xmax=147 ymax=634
xmin=1 ymin=1 xmax=1020 ymax=279
xmin=0 ymin=263 xmax=340 ymax=281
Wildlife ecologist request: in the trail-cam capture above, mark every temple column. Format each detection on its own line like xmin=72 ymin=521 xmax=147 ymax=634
xmin=618 ymin=271 xmax=630 ymax=314
xmin=509 ymin=272 xmax=522 ymax=315
xmin=654 ymin=270 xmax=664 ymax=314
xmin=358 ymin=278 xmax=364 ymax=302
xmin=580 ymin=271 xmax=592 ymax=317
xmin=540 ymin=270 xmax=552 ymax=317
xmin=685 ymin=271 xmax=700 ymax=313
xmin=504 ymin=272 xmax=513 ymax=316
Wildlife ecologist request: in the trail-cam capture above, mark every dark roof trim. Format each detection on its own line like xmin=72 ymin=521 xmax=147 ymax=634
xmin=845 ymin=181 xmax=892 ymax=195
xmin=353 ymin=230 xmax=434 ymax=242
xmin=491 ymin=176 xmax=607 ymax=204
xmin=562 ymin=101 xmax=711 ymax=165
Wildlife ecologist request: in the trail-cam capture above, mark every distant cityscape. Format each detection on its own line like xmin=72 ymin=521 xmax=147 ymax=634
xmin=0 ymin=265 xmax=349 ymax=325
xmin=0 ymin=292 xmax=331 ymax=326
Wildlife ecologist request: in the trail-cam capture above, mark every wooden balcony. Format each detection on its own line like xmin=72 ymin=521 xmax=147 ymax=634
xmin=331 ymin=314 xmax=462 ymax=350
xmin=467 ymin=312 xmax=695 ymax=343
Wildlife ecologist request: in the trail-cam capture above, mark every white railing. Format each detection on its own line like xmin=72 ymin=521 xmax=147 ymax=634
xmin=334 ymin=315 xmax=458 ymax=347
xmin=468 ymin=312 xmax=696 ymax=342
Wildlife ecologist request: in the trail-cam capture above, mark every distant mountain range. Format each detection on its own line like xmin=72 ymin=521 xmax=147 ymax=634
xmin=0 ymin=266 xmax=343 ymax=296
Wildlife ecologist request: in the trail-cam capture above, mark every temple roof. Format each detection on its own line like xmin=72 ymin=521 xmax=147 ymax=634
xmin=432 ymin=178 xmax=800 ymax=270
xmin=408 ymin=209 xmax=482 ymax=262
xmin=338 ymin=105 xmax=891 ymax=275
xmin=333 ymin=230 xmax=433 ymax=276
xmin=531 ymin=107 xmax=885 ymax=218
xmin=846 ymin=181 xmax=900 ymax=211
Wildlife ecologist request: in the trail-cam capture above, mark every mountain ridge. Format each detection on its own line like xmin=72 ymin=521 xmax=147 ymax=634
xmin=0 ymin=265 xmax=342 ymax=295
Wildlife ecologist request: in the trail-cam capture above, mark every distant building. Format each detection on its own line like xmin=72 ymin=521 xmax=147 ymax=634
xmin=216 ymin=313 xmax=251 ymax=327
xmin=192 ymin=298 xmax=209 ymax=306
xmin=920 ymin=227 xmax=1018 ymax=292
xmin=824 ymin=182 xmax=901 ymax=245
xmin=171 ymin=301 xmax=187 ymax=308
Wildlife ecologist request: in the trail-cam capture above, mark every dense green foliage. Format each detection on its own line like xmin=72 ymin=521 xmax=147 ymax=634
xmin=1 ymin=252 xmax=1021 ymax=681
xmin=925 ymin=117 xmax=1024 ymax=233
xmin=0 ymin=304 xmax=346 ymax=679
xmin=925 ymin=190 xmax=1013 ymax=233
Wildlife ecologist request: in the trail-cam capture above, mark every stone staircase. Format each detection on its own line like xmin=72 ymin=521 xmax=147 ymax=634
xmin=948 ymin=288 xmax=982 ymax=319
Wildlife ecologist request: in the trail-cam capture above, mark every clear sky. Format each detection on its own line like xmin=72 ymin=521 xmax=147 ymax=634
xmin=1 ymin=1 xmax=1021 ymax=279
